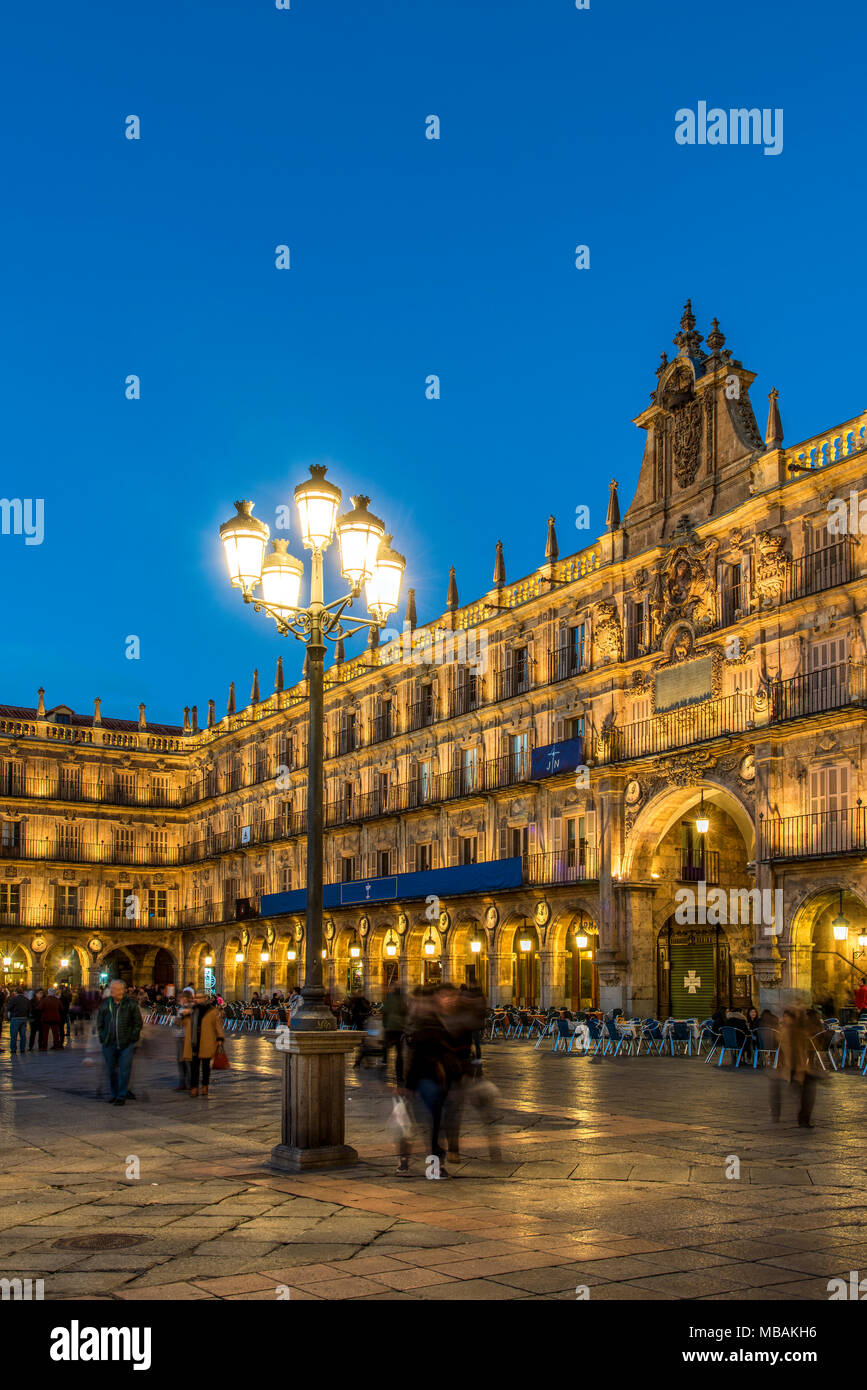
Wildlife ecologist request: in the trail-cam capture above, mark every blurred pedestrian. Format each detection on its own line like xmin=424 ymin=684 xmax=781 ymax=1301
xmin=97 ymin=980 xmax=143 ymax=1105
xmin=174 ymin=988 xmax=194 ymax=1089
xmin=381 ymin=985 xmax=407 ymax=1085
xmin=182 ymin=991 xmax=225 ymax=1096
xmin=396 ymin=988 xmax=461 ymax=1178
xmin=771 ymin=1007 xmax=818 ymax=1128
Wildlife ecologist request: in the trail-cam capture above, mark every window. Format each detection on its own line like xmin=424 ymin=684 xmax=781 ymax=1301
xmin=373 ymin=770 xmax=390 ymax=813
xmin=276 ymin=732 xmax=291 ymax=772
xmin=281 ymin=801 xmax=295 ymax=836
xmin=1 ymin=821 xmax=22 ymax=853
xmin=252 ymin=873 xmax=265 ymax=905
xmin=510 ymin=826 xmax=529 ymax=857
xmin=231 ymin=809 xmax=241 ymax=837
xmin=373 ymin=695 xmax=393 ymax=742
xmin=508 ymin=733 xmax=528 ymax=781
xmin=55 ymin=885 xmax=77 ymax=921
xmin=808 ymin=638 xmax=847 ymax=711
xmin=460 ymin=836 xmax=478 ymax=866
xmin=280 ymin=865 xmax=292 ymax=892
xmin=412 ymin=760 xmax=431 ymax=805
xmin=342 ymin=781 xmax=354 ymax=817
xmin=459 ymin=746 xmax=478 ymax=795
xmin=809 ymin=763 xmax=850 ymax=851
xmin=114 ymin=771 xmax=134 ymax=803
xmin=60 ymin=823 xmax=82 ymax=855
xmin=338 ymin=712 xmax=356 ymax=756
xmin=378 ymin=849 xmax=392 ymax=877
xmin=147 ymin=889 xmax=167 ymax=921
xmin=722 ymin=562 xmax=742 ymax=626
xmin=514 ymin=646 xmax=529 ymax=692
xmin=0 ymin=884 xmax=20 ymax=920
xmin=149 ymin=829 xmax=168 ymax=859
xmin=416 ymin=842 xmax=432 ymax=872
xmin=341 ymin=855 xmax=355 ymax=883
xmin=113 ymin=886 xmax=136 ymax=922
xmin=152 ymin=775 xmax=170 ymax=805
xmin=1 ymin=762 xmax=23 ymax=796
xmin=255 ymin=744 xmax=267 ymax=781
xmin=627 ymin=601 xmax=647 ymax=660
xmin=551 ymin=624 xmax=585 ymax=682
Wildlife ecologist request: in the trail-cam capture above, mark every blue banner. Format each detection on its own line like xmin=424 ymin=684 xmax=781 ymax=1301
xmin=530 ymin=736 xmax=583 ymax=780
xmin=259 ymin=856 xmax=523 ymax=918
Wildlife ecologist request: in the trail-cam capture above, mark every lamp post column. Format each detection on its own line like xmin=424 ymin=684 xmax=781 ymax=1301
xmin=271 ymin=548 xmax=360 ymax=1170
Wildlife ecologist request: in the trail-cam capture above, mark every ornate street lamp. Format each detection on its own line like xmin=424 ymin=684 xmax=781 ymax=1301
xmin=384 ymin=931 xmax=398 ymax=958
xmin=221 ymin=464 xmax=405 ymax=1170
xmin=833 ymin=890 xmax=850 ymax=942
xmin=695 ymin=792 xmax=710 ymax=836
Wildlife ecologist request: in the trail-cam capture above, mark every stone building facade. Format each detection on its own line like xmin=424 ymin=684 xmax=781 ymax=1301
xmin=1 ymin=304 xmax=865 ymax=1017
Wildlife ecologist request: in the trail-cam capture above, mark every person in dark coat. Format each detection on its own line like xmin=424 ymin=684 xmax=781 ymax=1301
xmin=396 ymin=988 xmax=462 ymax=1178
xmin=28 ymin=989 xmax=43 ymax=1051
xmin=39 ymin=990 xmax=63 ymax=1050
xmin=97 ymin=981 xmax=143 ymax=1104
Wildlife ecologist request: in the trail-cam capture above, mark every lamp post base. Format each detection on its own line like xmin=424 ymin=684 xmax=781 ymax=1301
xmin=270 ymin=1029 xmax=361 ymax=1172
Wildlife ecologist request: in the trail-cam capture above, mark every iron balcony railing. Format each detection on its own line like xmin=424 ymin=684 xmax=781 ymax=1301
xmin=0 ymin=839 xmax=180 ymax=866
xmin=599 ymin=691 xmax=755 ymax=763
xmin=523 ymin=848 xmax=599 ymax=884
xmin=179 ymin=900 xmax=261 ymax=928
xmin=370 ymin=712 xmax=394 ymax=744
xmin=0 ymin=775 xmax=184 ymax=809
xmin=492 ymin=666 xmax=532 ymax=702
xmin=0 ymin=906 xmax=178 ymax=929
xmin=770 ymin=665 xmax=865 ymax=721
xmin=546 ymin=641 xmax=590 ymax=685
xmin=678 ymin=849 xmax=720 ymax=885
xmin=781 ymin=539 xmax=856 ymax=605
xmin=408 ymin=696 xmax=437 ymax=732
xmin=448 ymin=680 xmax=481 ymax=718
xmin=759 ymin=806 xmax=867 ymax=862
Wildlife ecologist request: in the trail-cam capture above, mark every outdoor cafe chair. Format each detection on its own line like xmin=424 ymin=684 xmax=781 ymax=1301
xmin=752 ymin=1025 xmax=780 ymax=1069
xmin=636 ymin=1019 xmax=663 ymax=1055
xmin=534 ymin=1016 xmax=557 ymax=1049
xmin=602 ymin=1017 xmax=632 ymax=1057
xmin=551 ymin=1016 xmax=577 ymax=1053
xmin=666 ymin=1021 xmax=692 ymax=1057
xmin=705 ymin=1025 xmax=746 ymax=1067
xmin=838 ymin=1026 xmax=866 ymax=1070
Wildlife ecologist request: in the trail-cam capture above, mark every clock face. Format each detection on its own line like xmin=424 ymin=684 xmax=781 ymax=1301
xmin=485 ymin=906 xmax=498 ymax=929
xmin=439 ymin=910 xmax=450 ymax=931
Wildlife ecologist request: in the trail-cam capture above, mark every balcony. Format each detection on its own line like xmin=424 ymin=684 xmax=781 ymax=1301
xmin=547 ymin=642 xmax=589 ymax=685
xmin=370 ymin=711 xmax=394 ymax=744
xmin=0 ymin=839 xmax=180 ymax=866
xmin=492 ymin=666 xmax=532 ymax=702
xmin=0 ymin=775 xmax=183 ymax=809
xmin=599 ymin=691 xmax=755 ymax=764
xmin=678 ymin=849 xmax=720 ymax=885
xmin=179 ymin=900 xmax=260 ymax=928
xmin=781 ymin=539 xmax=856 ymax=605
xmin=408 ymin=697 xmax=436 ymax=732
xmin=523 ymin=848 xmax=598 ymax=885
xmin=335 ymin=728 xmax=357 ymax=757
xmin=448 ymin=680 xmax=480 ymax=718
xmin=759 ymin=807 xmax=867 ymax=862
xmin=0 ymin=905 xmax=178 ymax=930
xmin=323 ymin=752 xmax=531 ymax=828
xmin=771 ymin=665 xmax=866 ymax=722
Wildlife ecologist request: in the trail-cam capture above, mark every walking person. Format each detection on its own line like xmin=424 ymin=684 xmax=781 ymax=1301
xmin=27 ymin=988 xmax=43 ymax=1051
xmin=174 ymin=987 xmax=194 ymax=1090
xmin=771 ymin=1006 xmax=818 ymax=1128
xmin=182 ymin=991 xmax=225 ymax=1096
xmin=381 ymin=985 xmax=407 ymax=1086
xmin=396 ymin=988 xmax=459 ymax=1178
xmin=97 ymin=980 xmax=143 ymax=1106
xmin=39 ymin=989 xmax=63 ymax=1050
xmin=59 ymin=984 xmax=73 ymax=1043
xmin=7 ymin=987 xmax=30 ymax=1055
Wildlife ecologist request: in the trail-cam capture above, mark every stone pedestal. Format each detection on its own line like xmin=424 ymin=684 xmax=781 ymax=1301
xmin=270 ymin=1030 xmax=361 ymax=1172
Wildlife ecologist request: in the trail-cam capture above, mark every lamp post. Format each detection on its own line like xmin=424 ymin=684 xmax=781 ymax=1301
xmin=220 ymin=465 xmax=405 ymax=1170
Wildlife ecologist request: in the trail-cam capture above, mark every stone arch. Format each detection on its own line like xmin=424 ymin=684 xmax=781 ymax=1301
xmin=448 ymin=914 xmax=487 ymax=992
xmin=1 ymin=939 xmax=32 ymax=988
xmin=548 ymin=905 xmax=601 ymax=1012
xmin=223 ymin=937 xmax=244 ymax=999
xmin=783 ymin=882 xmax=867 ymax=1011
xmin=367 ymin=914 xmax=403 ymax=997
xmin=622 ymin=778 xmax=756 ymax=880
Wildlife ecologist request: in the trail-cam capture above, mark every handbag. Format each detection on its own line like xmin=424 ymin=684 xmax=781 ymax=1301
xmin=212 ymin=1044 xmax=230 ymax=1070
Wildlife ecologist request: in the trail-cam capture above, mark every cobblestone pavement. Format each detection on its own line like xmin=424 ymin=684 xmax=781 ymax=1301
xmin=1 ymin=1024 xmax=865 ymax=1302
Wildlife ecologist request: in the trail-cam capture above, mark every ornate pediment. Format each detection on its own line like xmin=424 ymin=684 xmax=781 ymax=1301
xmin=648 ymin=521 xmax=719 ymax=649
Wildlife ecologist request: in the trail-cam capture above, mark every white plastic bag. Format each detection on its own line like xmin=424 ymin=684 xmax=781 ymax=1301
xmin=386 ymin=1096 xmax=412 ymax=1138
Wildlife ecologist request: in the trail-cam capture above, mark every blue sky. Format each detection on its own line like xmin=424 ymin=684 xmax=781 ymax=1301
xmin=2 ymin=0 xmax=864 ymax=724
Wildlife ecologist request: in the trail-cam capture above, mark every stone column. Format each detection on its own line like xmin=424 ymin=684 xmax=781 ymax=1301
xmin=624 ymin=887 xmax=657 ymax=1016
xmin=539 ymin=950 xmax=556 ymax=1010
xmin=488 ymin=951 xmax=512 ymax=1007
xmin=271 ymin=1031 xmax=362 ymax=1171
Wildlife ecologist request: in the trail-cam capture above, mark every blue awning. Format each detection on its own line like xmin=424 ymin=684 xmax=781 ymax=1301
xmin=260 ymin=856 xmax=523 ymax=917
